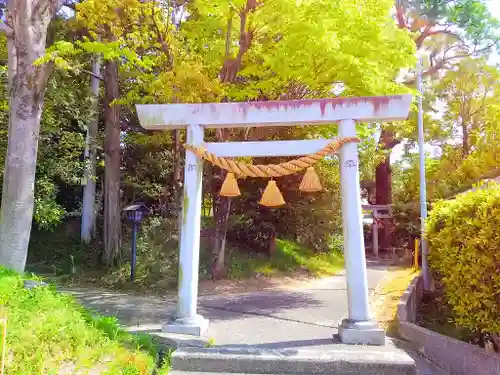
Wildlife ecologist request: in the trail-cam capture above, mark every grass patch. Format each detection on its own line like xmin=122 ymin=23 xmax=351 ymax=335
xmin=371 ymin=268 xmax=419 ymax=337
xmin=27 ymin=222 xmax=343 ymax=290
xmin=227 ymin=239 xmax=344 ymax=279
xmin=0 ymin=267 xmax=170 ymax=374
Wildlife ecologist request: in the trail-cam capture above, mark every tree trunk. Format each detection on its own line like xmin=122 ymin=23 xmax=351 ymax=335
xmin=210 ymin=127 xmax=232 ymax=279
xmin=461 ymin=120 xmax=470 ymax=157
xmin=375 ymin=156 xmax=392 ymax=205
xmin=212 ymin=191 xmax=231 ymax=279
xmin=0 ymin=2 xmax=58 ymax=272
xmin=81 ymin=56 xmax=101 ymax=244
xmin=375 ymin=129 xmax=398 ymax=251
xmin=209 ymin=0 xmax=257 ymax=278
xmin=268 ymin=225 xmax=277 ymax=257
xmin=491 ymin=333 xmax=500 ymax=353
xmin=103 ymin=60 xmax=121 ymax=266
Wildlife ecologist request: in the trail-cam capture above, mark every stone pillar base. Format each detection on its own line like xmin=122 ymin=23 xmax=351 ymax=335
xmin=163 ymin=314 xmax=209 ymax=337
xmin=338 ymin=319 xmax=385 ymax=346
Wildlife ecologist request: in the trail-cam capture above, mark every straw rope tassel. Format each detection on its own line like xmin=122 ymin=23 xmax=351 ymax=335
xmin=299 ymin=167 xmax=322 ymax=192
xmin=220 ymin=172 xmax=241 ymax=197
xmin=260 ymin=180 xmax=285 ymax=207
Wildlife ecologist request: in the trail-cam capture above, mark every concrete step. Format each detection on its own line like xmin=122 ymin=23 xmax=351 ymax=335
xmin=171 ymin=343 xmax=417 ymax=375
xmin=170 ymin=373 xmax=279 ymax=375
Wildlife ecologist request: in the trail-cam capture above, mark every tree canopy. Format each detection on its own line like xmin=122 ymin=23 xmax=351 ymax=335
xmin=0 ymin=0 xmax=498 ymax=279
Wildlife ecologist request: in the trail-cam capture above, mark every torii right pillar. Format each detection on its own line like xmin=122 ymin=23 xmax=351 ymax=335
xmin=338 ymin=119 xmax=385 ymax=345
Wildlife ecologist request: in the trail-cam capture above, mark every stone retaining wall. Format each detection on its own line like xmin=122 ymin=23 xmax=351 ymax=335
xmin=396 ymin=274 xmax=423 ymax=324
xmin=397 ymin=273 xmax=500 ymax=375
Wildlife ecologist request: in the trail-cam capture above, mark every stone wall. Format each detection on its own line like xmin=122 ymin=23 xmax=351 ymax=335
xmin=396 ymin=274 xmax=423 ymax=324
xmin=397 ymin=273 xmax=500 ymax=375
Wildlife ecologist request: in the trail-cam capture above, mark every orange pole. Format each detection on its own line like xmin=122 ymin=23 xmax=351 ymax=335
xmin=414 ymin=238 xmax=420 ymax=270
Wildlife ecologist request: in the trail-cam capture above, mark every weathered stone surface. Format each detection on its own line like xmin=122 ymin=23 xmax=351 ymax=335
xmin=163 ymin=314 xmax=209 ymax=337
xmin=399 ymin=322 xmax=500 ymax=375
xmin=171 ymin=341 xmax=416 ymax=375
xmin=396 ymin=274 xmax=423 ymax=324
xmin=23 ymin=280 xmax=48 ymax=290
xmin=338 ymin=319 xmax=385 ymax=346
xmin=396 ymin=273 xmax=498 ymax=375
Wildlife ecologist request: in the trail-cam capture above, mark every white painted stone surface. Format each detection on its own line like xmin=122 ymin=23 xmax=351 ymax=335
xmin=339 ymin=119 xmax=371 ymax=322
xmin=136 ymin=95 xmax=412 ymax=129
xmin=205 ymin=139 xmax=337 ymax=157
xmin=164 ymin=124 xmax=208 ymax=336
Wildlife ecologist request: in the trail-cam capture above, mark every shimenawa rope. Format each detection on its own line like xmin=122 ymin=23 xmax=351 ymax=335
xmin=183 ymin=136 xmax=359 ymax=178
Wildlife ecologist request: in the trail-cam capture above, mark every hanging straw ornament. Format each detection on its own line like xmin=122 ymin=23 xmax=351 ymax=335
xmin=259 ymin=180 xmax=285 ymax=207
xmin=299 ymin=167 xmax=323 ymax=192
xmin=220 ymin=172 xmax=241 ymax=197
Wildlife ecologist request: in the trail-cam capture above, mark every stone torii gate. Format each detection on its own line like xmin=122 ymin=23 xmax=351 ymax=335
xmin=136 ymin=95 xmax=411 ymax=345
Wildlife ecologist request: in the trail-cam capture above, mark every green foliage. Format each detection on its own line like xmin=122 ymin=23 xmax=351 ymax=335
xmin=123 ymin=131 xmax=175 ymax=202
xmin=60 ymin=215 xmax=343 ymax=287
xmin=227 ymin=156 xmax=346 ymax=254
xmin=406 ymin=0 xmax=499 ymax=42
xmin=393 ymin=59 xmax=500 ymax=208
xmin=0 ymin=266 xmax=169 ymax=374
xmin=227 ymin=238 xmax=344 ymax=279
xmin=426 ymin=184 xmax=500 ymax=334
xmin=27 ymin=222 xmax=92 ymax=277
xmin=33 ymin=195 xmax=66 ymax=231
xmin=185 ymin=0 xmax=414 ymax=99
xmin=0 ymin=57 xmax=94 ymax=229
xmin=101 ymin=217 xmax=180 ymax=288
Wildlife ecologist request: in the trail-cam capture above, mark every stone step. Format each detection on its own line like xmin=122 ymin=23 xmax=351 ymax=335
xmin=170 ymin=373 xmax=277 ymax=375
xmin=171 ymin=344 xmax=417 ymax=375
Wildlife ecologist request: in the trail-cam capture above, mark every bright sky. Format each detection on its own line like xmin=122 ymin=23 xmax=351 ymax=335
xmin=487 ymin=0 xmax=500 ymax=63
xmin=490 ymin=0 xmax=500 ymax=19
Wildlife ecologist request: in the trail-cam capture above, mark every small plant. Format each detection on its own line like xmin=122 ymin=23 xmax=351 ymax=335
xmin=205 ymin=337 xmax=216 ymax=348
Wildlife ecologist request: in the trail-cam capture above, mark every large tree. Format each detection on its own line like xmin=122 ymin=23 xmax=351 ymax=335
xmin=181 ymin=0 xmax=415 ymax=276
xmin=393 ymin=58 xmax=500 ymax=204
xmin=43 ymin=0 xmax=416 ymax=275
xmin=0 ymin=0 xmax=70 ymax=272
xmin=374 ymin=0 xmax=500 ymax=250
xmin=81 ymin=56 xmax=101 ymax=244
xmin=434 ymin=58 xmax=499 ymax=156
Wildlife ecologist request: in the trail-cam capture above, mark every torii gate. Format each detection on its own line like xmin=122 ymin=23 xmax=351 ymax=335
xmin=136 ymin=95 xmax=412 ymax=345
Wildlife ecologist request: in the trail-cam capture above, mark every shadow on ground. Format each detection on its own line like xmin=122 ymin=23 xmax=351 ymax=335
xmin=66 ymin=287 xmax=324 ymax=327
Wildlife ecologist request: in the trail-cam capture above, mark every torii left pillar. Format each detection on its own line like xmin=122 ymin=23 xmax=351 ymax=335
xmin=163 ymin=124 xmax=209 ymax=335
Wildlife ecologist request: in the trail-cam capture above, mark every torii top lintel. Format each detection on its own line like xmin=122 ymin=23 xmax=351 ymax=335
xmin=136 ymin=95 xmax=412 ymax=130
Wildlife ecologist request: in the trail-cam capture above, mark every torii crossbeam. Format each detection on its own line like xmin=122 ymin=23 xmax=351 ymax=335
xmin=136 ymin=95 xmax=412 ymax=345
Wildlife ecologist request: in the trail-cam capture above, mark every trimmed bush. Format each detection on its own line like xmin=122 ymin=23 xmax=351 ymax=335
xmin=426 ymin=183 xmax=500 ymax=335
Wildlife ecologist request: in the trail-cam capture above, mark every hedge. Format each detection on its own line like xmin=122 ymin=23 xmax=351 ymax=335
xmin=426 ymin=183 xmax=500 ymax=334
